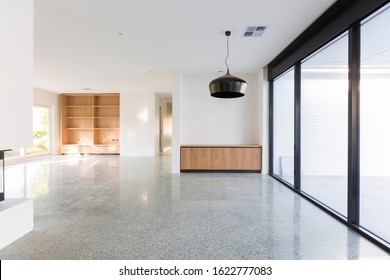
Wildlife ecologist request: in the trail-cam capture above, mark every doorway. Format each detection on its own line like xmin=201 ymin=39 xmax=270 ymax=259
xmin=159 ymin=97 xmax=172 ymax=156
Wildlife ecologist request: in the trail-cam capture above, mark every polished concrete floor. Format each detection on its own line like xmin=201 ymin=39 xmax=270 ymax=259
xmin=0 ymin=155 xmax=389 ymax=259
xmin=277 ymin=174 xmax=390 ymax=242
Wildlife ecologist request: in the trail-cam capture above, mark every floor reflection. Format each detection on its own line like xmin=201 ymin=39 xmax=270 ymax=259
xmin=0 ymin=155 xmax=388 ymax=259
xmin=6 ymin=163 xmax=49 ymax=199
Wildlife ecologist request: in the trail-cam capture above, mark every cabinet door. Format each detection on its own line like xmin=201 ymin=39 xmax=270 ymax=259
xmin=240 ymin=148 xmax=251 ymax=170
xmin=230 ymin=148 xmax=242 ymax=169
xmin=200 ymin=148 xmax=212 ymax=169
xmin=229 ymin=147 xmax=261 ymax=170
xmin=61 ymin=145 xmax=84 ymax=154
xmin=221 ymin=148 xmax=231 ymax=169
xmin=83 ymin=146 xmax=120 ymax=154
xmin=210 ymin=148 xmax=222 ymax=169
xmin=189 ymin=148 xmax=201 ymax=169
xmin=180 ymin=148 xmax=191 ymax=170
xmin=249 ymin=147 xmax=261 ymax=170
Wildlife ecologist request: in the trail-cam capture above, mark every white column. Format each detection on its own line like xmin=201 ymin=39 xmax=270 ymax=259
xmin=171 ymin=71 xmax=182 ymax=173
xmin=0 ymin=0 xmax=33 ymax=150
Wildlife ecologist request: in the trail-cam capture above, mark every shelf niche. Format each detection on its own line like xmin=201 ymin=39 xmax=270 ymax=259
xmin=61 ymin=93 xmax=120 ymax=154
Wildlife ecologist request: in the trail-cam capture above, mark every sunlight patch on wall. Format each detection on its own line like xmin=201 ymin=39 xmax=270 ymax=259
xmin=137 ymin=109 xmax=148 ymax=123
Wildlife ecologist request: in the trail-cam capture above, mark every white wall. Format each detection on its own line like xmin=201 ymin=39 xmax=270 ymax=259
xmin=0 ymin=0 xmax=33 ymax=150
xmin=120 ymin=93 xmax=156 ymax=156
xmin=171 ymin=71 xmax=182 ymax=173
xmin=181 ymin=73 xmax=259 ymax=145
xmin=33 ymin=88 xmax=60 ymax=155
xmin=259 ymin=68 xmax=269 ymax=174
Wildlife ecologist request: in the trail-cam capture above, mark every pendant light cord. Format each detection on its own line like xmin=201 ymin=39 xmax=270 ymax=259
xmin=225 ymin=34 xmax=230 ymax=71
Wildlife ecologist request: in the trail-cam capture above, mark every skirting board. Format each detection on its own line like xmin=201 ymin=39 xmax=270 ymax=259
xmin=0 ymin=199 xmax=33 ymax=250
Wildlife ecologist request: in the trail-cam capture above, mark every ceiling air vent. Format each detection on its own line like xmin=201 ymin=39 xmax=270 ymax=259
xmin=242 ymin=26 xmax=267 ymax=37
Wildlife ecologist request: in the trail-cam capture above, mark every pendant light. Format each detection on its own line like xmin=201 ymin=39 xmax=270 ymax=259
xmin=209 ymin=31 xmax=247 ymax=98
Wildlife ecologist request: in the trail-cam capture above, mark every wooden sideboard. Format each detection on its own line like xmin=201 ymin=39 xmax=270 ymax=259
xmin=180 ymin=145 xmax=262 ymax=172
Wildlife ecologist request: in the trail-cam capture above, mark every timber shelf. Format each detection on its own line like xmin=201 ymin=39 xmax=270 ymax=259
xmin=61 ymin=93 xmax=120 ymax=154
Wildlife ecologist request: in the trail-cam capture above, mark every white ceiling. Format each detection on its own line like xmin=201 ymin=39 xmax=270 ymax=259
xmin=34 ymin=0 xmax=336 ymax=93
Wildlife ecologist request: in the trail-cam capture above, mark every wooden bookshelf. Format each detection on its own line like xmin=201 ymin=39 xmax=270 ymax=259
xmin=61 ymin=93 xmax=120 ymax=154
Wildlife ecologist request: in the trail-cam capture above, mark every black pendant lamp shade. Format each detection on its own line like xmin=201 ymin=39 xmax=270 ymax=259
xmin=209 ymin=69 xmax=247 ymax=98
xmin=209 ymin=31 xmax=247 ymax=98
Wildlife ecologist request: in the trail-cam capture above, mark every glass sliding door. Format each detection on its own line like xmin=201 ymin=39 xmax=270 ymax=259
xmin=360 ymin=5 xmax=390 ymax=243
xmin=301 ymin=33 xmax=349 ymax=216
xmin=269 ymin=0 xmax=390 ymax=251
xmin=273 ymin=68 xmax=294 ymax=184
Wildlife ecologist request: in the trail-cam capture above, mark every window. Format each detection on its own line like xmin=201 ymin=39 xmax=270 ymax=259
xmin=273 ymin=68 xmax=294 ymax=184
xmin=26 ymin=106 xmax=49 ymax=155
xmin=268 ymin=0 xmax=390 ymax=253
xmin=5 ymin=105 xmax=50 ymax=160
xmin=360 ymin=6 xmax=390 ymax=243
xmin=301 ymin=33 xmax=349 ymax=216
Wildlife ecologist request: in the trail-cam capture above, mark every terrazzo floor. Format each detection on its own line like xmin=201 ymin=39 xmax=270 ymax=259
xmin=0 ymin=155 xmax=389 ymax=259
